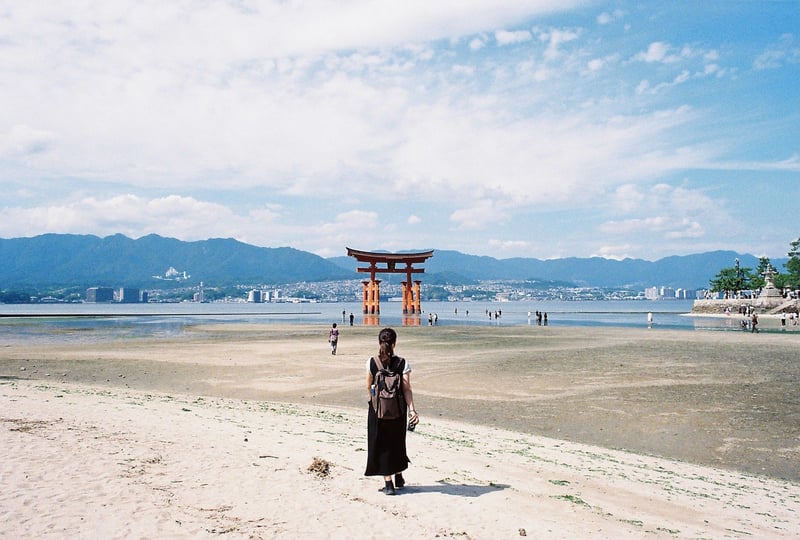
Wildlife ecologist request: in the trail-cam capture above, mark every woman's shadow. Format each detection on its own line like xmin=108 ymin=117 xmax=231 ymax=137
xmin=401 ymin=481 xmax=509 ymax=497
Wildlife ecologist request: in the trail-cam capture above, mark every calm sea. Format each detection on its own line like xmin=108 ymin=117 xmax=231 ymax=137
xmin=0 ymin=299 xmax=720 ymax=345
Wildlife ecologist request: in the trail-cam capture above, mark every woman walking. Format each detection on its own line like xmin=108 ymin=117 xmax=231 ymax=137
xmin=364 ymin=327 xmax=419 ymax=495
xmin=328 ymin=323 xmax=339 ymax=355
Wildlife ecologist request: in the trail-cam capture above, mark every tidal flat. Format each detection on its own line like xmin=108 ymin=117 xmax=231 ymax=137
xmin=3 ymin=323 xmax=798 ymax=481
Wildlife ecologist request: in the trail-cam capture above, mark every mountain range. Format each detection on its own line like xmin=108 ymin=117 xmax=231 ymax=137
xmin=0 ymin=233 xmax=788 ymax=291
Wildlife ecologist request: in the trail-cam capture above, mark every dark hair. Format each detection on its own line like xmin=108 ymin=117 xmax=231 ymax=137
xmin=332 ymin=323 xmax=337 ymax=328
xmin=377 ymin=327 xmax=397 ymax=366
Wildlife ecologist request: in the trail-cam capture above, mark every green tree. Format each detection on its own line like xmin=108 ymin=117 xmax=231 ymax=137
xmin=709 ymin=263 xmax=753 ymax=297
xmin=784 ymin=237 xmax=800 ymax=290
xmin=423 ymin=286 xmax=449 ymax=301
xmin=292 ymin=289 xmax=321 ymax=300
xmin=750 ymin=257 xmax=773 ymax=290
xmin=0 ymin=290 xmax=32 ymax=303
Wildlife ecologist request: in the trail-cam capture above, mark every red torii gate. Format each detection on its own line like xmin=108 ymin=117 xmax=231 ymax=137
xmin=347 ymin=248 xmax=434 ymax=317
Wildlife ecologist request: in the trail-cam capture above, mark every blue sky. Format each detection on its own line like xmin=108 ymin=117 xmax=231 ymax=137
xmin=1 ymin=1 xmax=798 ymax=261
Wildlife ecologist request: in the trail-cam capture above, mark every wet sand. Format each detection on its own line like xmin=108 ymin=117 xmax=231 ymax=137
xmin=3 ymin=323 xmax=798 ymax=481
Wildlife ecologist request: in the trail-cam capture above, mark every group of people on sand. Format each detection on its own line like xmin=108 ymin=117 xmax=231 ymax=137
xmin=341 ymin=310 xmax=355 ymax=326
xmin=726 ymin=305 xmax=800 ymax=332
xmin=328 ymin=323 xmax=420 ymax=495
xmin=528 ymin=310 xmax=548 ymax=325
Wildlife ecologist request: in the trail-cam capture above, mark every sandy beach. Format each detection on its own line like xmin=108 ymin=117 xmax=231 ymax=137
xmin=2 ymin=323 xmax=799 ymax=538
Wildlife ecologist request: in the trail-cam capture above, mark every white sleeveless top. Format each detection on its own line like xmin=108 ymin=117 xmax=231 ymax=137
xmin=366 ymin=357 xmax=412 ymax=374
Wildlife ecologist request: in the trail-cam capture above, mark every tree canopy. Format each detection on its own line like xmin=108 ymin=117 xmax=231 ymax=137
xmin=709 ymin=263 xmax=754 ymax=296
xmin=785 ymin=237 xmax=800 ymax=289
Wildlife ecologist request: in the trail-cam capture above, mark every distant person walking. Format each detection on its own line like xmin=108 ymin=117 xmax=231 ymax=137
xmin=329 ymin=323 xmax=339 ymax=354
xmin=349 ymin=312 xmax=355 ymax=326
xmin=750 ymin=313 xmax=759 ymax=333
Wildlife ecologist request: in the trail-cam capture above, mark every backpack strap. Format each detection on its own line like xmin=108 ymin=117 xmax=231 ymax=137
xmin=373 ymin=355 xmax=404 ymax=374
xmin=373 ymin=356 xmax=389 ymax=372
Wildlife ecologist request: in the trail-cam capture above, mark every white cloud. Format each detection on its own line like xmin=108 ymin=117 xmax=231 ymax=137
xmin=595 ymin=182 xmax=744 ymax=254
xmin=595 ymin=53 xmax=620 ymax=72
xmin=495 ymin=29 xmax=533 ymax=45
xmin=597 ymin=10 xmax=624 ymax=25
xmin=488 ymin=239 xmax=533 ymax=252
xmin=597 ymin=12 xmax=613 ymax=25
xmin=701 ymin=155 xmax=800 ymax=172
xmin=611 ymin=184 xmax=646 ymax=213
xmin=536 ymin=27 xmax=580 ymax=60
xmin=0 ymin=3 xmax=729 ymax=213
xmin=753 ymin=34 xmax=800 ymax=70
xmin=2 ymin=1 xmax=585 ymax=68
xmin=533 ymin=66 xmax=553 ymax=81
xmin=587 ymin=58 xmax=605 ymax=71
xmin=674 ymin=70 xmax=690 ymax=84
xmin=1 ymin=125 xmax=57 ymax=157
xmin=636 ymin=70 xmax=692 ymax=94
xmin=0 ymin=1 xmax=796 ymax=261
xmin=634 ymin=41 xmax=681 ymax=63
xmin=326 ymin=210 xmax=379 ymax=231
xmin=450 ymin=199 xmax=509 ymax=231
xmin=469 ymin=37 xmax=486 ymax=51
xmin=388 ymin=102 xmax=710 ymax=213
xmin=0 ymin=195 xmax=265 ymax=241
xmin=599 ymin=216 xmax=671 ymax=235
xmin=592 ymin=244 xmax=634 ymax=260
xmin=665 ymin=218 xmax=704 ymax=239
xmin=452 ymin=64 xmax=476 ymax=76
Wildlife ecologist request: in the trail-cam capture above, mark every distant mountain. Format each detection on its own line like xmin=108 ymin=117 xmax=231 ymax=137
xmin=330 ymin=249 xmax=788 ymax=289
xmin=0 ymin=234 xmax=788 ymax=290
xmin=0 ymin=233 xmax=355 ymax=289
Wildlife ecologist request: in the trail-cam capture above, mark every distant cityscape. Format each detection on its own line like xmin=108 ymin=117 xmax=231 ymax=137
xmin=70 ymin=280 xmax=707 ymax=305
xmin=12 ymin=263 xmax=715 ymax=305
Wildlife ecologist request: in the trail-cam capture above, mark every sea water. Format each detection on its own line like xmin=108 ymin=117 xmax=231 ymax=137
xmin=0 ymin=299 xmax=706 ymax=345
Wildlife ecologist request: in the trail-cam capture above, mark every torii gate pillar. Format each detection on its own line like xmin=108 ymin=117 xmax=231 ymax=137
xmin=361 ymin=279 xmax=381 ymax=314
xmin=347 ymin=248 xmax=434 ymax=323
xmin=400 ymin=279 xmax=423 ymax=314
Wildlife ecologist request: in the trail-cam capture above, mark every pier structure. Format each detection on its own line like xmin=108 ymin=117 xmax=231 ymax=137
xmin=346 ymin=248 xmax=434 ymax=323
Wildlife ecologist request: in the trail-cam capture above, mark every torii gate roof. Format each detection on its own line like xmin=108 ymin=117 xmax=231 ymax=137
xmin=346 ymin=247 xmax=434 ymax=265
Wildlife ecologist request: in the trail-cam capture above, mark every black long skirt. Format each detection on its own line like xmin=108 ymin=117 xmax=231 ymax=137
xmin=364 ymin=401 xmax=409 ymax=476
